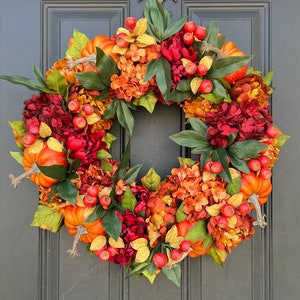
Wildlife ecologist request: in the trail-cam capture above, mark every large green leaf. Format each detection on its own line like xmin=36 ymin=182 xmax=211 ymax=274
xmin=56 ymin=179 xmax=78 ymax=204
xmin=162 ymin=265 xmax=181 ymax=287
xmin=188 ymin=118 xmax=208 ymax=138
xmin=144 ymin=59 xmax=159 ymax=82
xmin=75 ymin=71 xmax=107 ymax=90
xmin=102 ymin=209 xmax=122 ymax=241
xmin=228 ymin=154 xmax=250 ymax=174
xmin=114 ymin=140 xmax=131 ymax=181
xmin=123 ymin=164 xmax=143 ymax=185
xmin=185 ymin=220 xmax=207 ymax=241
xmin=121 ymin=187 xmax=137 ymax=212
xmin=156 ymin=57 xmax=171 ymax=102
xmin=204 ymin=20 xmax=219 ymax=47
xmin=228 ymin=140 xmax=267 ymax=159
xmin=170 ymin=130 xmax=207 ymax=148
xmin=65 ymin=29 xmax=89 ymax=59
xmin=9 ymin=151 xmax=23 ymax=166
xmin=212 ymin=147 xmax=232 ymax=183
xmin=85 ymin=205 xmax=107 ymax=223
xmin=207 ymin=243 xmax=227 ymax=266
xmin=207 ymin=56 xmax=253 ymax=79
xmin=162 ymin=16 xmax=187 ymax=40
xmin=37 ymin=165 xmax=67 ymax=180
xmin=116 ymin=100 xmax=134 ymax=136
xmin=103 ymin=98 xmax=118 ymax=120
xmin=141 ymin=167 xmax=161 ymax=191
xmin=133 ymin=91 xmax=157 ymax=113
xmin=45 ymin=70 xmax=67 ymax=94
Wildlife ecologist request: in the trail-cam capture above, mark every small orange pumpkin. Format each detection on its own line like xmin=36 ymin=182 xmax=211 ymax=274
xmin=220 ymin=41 xmax=248 ymax=84
xmin=81 ymin=35 xmax=118 ymax=61
xmin=22 ymin=144 xmax=68 ymax=188
xmin=240 ymin=171 xmax=272 ymax=205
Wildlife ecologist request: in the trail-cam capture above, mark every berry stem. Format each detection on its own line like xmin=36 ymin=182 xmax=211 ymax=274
xmin=247 ymin=194 xmax=267 ymax=228
xmin=67 ymin=225 xmax=88 ymax=258
xmin=9 ymin=163 xmax=41 ymax=188
xmin=201 ymin=41 xmax=224 ymax=59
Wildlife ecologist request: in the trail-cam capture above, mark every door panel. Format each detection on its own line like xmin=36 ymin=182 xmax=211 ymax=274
xmin=1 ymin=0 xmax=299 ymax=300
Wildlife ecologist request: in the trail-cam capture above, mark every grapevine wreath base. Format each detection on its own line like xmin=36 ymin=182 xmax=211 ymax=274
xmin=1 ymin=0 xmax=289 ymax=286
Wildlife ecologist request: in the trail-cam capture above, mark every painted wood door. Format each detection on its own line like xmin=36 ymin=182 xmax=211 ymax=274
xmin=0 ymin=0 xmax=299 ymax=299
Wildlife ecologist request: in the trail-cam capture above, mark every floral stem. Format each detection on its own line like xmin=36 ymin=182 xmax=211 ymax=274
xmin=67 ymin=225 xmax=88 ymax=258
xmin=67 ymin=54 xmax=96 ymax=69
xmin=248 ymin=194 xmax=267 ymax=228
xmin=9 ymin=163 xmax=40 ymax=188
xmin=201 ymin=41 xmax=224 ymax=59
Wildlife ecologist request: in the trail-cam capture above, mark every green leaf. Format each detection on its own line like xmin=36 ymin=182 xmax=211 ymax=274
xmin=75 ymin=71 xmax=107 ymax=90
xmin=207 ymin=56 xmax=253 ymax=79
xmin=185 ymin=220 xmax=207 ymax=241
xmin=121 ymin=187 xmax=137 ymax=212
xmin=8 ymin=120 xmax=26 ymax=150
xmin=32 ymin=65 xmax=46 ymax=85
xmin=124 ymin=164 xmax=143 ymax=185
xmin=178 ymin=157 xmax=196 ymax=167
xmin=188 ymin=118 xmax=208 ymax=137
xmin=212 ymin=147 xmax=232 ymax=183
xmin=169 ymin=89 xmax=191 ymax=103
xmin=176 ymin=79 xmax=192 ymax=92
xmin=190 ymin=142 xmax=212 ymax=154
xmin=57 ymin=179 xmax=78 ymax=204
xmin=114 ymin=140 xmax=131 ymax=181
xmin=97 ymin=149 xmax=112 ymax=160
xmin=276 ymin=133 xmax=290 ymax=147
xmin=162 ymin=265 xmax=181 ymax=287
xmin=175 ymin=202 xmax=186 ymax=222
xmin=204 ymin=20 xmax=219 ymax=47
xmin=207 ymin=243 xmax=227 ymax=266
xmin=199 ymin=150 xmax=211 ymax=169
xmin=37 ymin=165 xmax=67 ymax=180
xmin=31 ymin=205 xmax=64 ymax=233
xmin=102 ymin=209 xmax=122 ymax=241
xmin=133 ymin=91 xmax=157 ymax=113
xmin=117 ymin=100 xmax=134 ymax=136
xmin=228 ymin=140 xmax=267 ymax=159
xmin=85 ymin=205 xmax=107 ymax=223
xmin=156 ymin=57 xmax=171 ymax=102
xmin=228 ymin=154 xmax=250 ymax=174
xmin=201 ymin=93 xmax=224 ymax=103
xmin=263 ymin=70 xmax=274 ymax=86
xmin=9 ymin=151 xmax=23 ymax=165
xmin=144 ymin=59 xmax=159 ymax=82
xmin=103 ymin=132 xmax=116 ymax=149
xmin=141 ymin=167 xmax=161 ymax=191
xmin=96 ymin=47 xmax=119 ymax=86
xmin=103 ymin=98 xmax=118 ymax=120
xmin=162 ymin=17 xmax=187 ymax=40
xmin=211 ymin=79 xmax=227 ymax=98
xmin=65 ymin=29 xmax=89 ymax=59
xmin=45 ymin=70 xmax=67 ymax=94
xmin=68 ymin=159 xmax=80 ymax=173
xmin=170 ymin=130 xmax=207 ymax=148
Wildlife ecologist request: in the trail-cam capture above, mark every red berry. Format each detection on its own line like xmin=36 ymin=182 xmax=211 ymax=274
xmin=82 ymin=103 xmax=94 ymax=115
xmin=194 ymin=26 xmax=207 ymax=40
xmin=266 ymin=126 xmax=279 ymax=138
xmin=22 ymin=133 xmax=36 ymax=147
xmin=98 ymin=249 xmax=110 ymax=261
xmin=210 ymin=161 xmax=223 ymax=174
xmin=248 ymin=159 xmax=261 ymax=172
xmin=73 ymin=115 xmax=87 ymax=129
xmin=116 ymin=33 xmax=129 ymax=48
xmin=259 ymin=167 xmax=272 ymax=180
xmin=217 ymin=216 xmax=228 ymax=228
xmin=170 ymin=249 xmax=183 ymax=261
xmin=199 ymin=79 xmax=213 ymax=94
xmin=107 ymin=246 xmax=118 ymax=257
xmin=196 ymin=64 xmax=208 ymax=76
xmin=28 ymin=124 xmax=40 ymax=135
xmin=204 ymin=161 xmax=213 ymax=172
xmin=184 ymin=21 xmax=196 ymax=33
xmin=68 ymin=100 xmax=81 ymax=113
xmin=180 ymin=240 xmax=192 ymax=252
xmin=125 ymin=17 xmax=137 ymax=30
xmin=185 ymin=61 xmax=197 ymax=75
xmin=258 ymin=155 xmax=271 ymax=168
xmin=221 ymin=204 xmax=235 ymax=218
xmin=87 ymin=185 xmax=99 ymax=197
xmin=99 ymin=195 xmax=111 ymax=208
xmin=83 ymin=194 xmax=98 ymax=207
xmin=238 ymin=202 xmax=251 ymax=215
xmin=183 ymin=32 xmax=194 ymax=45
xmin=153 ymin=253 xmax=167 ymax=268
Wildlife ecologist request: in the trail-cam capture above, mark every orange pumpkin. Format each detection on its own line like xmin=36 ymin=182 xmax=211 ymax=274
xmin=81 ymin=35 xmax=118 ymax=61
xmin=240 ymin=171 xmax=272 ymax=205
xmin=64 ymin=205 xmax=105 ymax=244
xmin=220 ymin=41 xmax=248 ymax=84
xmin=22 ymin=144 xmax=68 ymax=188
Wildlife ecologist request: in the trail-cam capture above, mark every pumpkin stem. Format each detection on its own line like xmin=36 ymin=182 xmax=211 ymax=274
xmin=9 ymin=163 xmax=41 ymax=188
xmin=248 ymin=194 xmax=267 ymax=228
xmin=67 ymin=54 xmax=96 ymax=69
xmin=201 ymin=41 xmax=224 ymax=59
xmin=67 ymin=225 xmax=88 ymax=258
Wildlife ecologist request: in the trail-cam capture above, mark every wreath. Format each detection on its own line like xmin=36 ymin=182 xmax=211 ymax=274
xmin=0 ymin=0 xmax=289 ymax=286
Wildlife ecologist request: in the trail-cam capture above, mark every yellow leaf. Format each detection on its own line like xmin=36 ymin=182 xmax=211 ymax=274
xmin=46 ymin=137 xmax=64 ymax=152
xmin=131 ymin=237 xmax=148 ymax=250
xmin=228 ymin=193 xmax=243 ymax=208
xmin=199 ymin=56 xmax=213 ymax=70
xmin=206 ymin=204 xmax=222 ymax=216
xmin=108 ymin=237 xmax=125 ymax=248
xmin=133 ymin=18 xmax=147 ymax=35
xmin=190 ymin=77 xmax=202 ymax=94
xmin=149 ymin=228 xmax=161 ymax=246
xmin=142 ymin=270 xmax=157 ymax=284
xmin=135 ymin=247 xmax=150 ymax=263
xmin=86 ymin=112 xmax=100 ymax=125
xmin=181 ymin=58 xmax=191 ymax=67
xmin=28 ymin=139 xmax=44 ymax=154
xmin=116 ymin=27 xmax=130 ymax=35
xmin=39 ymin=122 xmax=52 ymax=138
xmin=203 ymin=171 xmax=217 ymax=182
xmin=229 ymin=168 xmax=240 ymax=180
xmin=76 ymin=194 xmax=85 ymax=207
xmin=165 ymin=225 xmax=183 ymax=248
xmin=83 ymin=207 xmax=96 ymax=220
xmin=112 ymin=44 xmax=128 ymax=55
xmin=227 ymin=215 xmax=237 ymax=228
xmin=99 ymin=187 xmax=112 ymax=197
xmin=125 ymin=34 xmax=135 ymax=43
xmin=90 ymin=235 xmax=107 ymax=251
xmin=136 ymin=34 xmax=156 ymax=47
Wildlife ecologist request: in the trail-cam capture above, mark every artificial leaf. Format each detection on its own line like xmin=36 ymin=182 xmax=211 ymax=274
xmin=177 ymin=157 xmax=196 ymax=168
xmin=38 ymin=165 xmax=67 ymax=180
xmin=28 ymin=139 xmax=44 ymax=154
xmin=199 ymin=56 xmax=213 ymax=70
xmin=123 ymin=164 xmax=143 ymax=185
xmin=228 ymin=154 xmax=250 ymax=174
xmin=117 ymin=100 xmax=134 ymax=136
xmin=144 ymin=59 xmax=159 ymax=82
xmin=32 ymin=65 xmax=46 ymax=85
xmin=206 ymin=204 xmax=222 ymax=217
xmin=85 ymin=205 xmax=107 ymax=223
xmin=176 ymin=79 xmax=192 ymax=92
xmin=75 ymin=71 xmax=107 ymax=90
xmin=141 ymin=167 xmax=161 ymax=191
xmin=114 ymin=140 xmax=131 ymax=181
xmin=201 ymin=93 xmax=224 ymax=103
xmin=136 ymin=34 xmax=156 ymax=47
xmin=134 ymin=18 xmax=148 ymax=35
xmin=46 ymin=137 xmax=64 ymax=152
xmin=102 ymin=209 xmax=121 ymax=241
xmin=263 ymin=70 xmax=274 ymax=86
xmin=142 ymin=269 xmax=157 ymax=284
xmin=135 ymin=247 xmax=151 ymax=263
xmin=202 ymin=171 xmax=217 ymax=182
xmin=190 ymin=77 xmax=202 ymax=94
xmin=207 ymin=244 xmax=227 ymax=266
xmin=39 ymin=122 xmax=52 ymax=138
xmin=162 ymin=16 xmax=188 ymax=40
xmin=165 ymin=225 xmax=183 ymax=248
xmin=228 ymin=193 xmax=243 ymax=208
xmin=102 ymin=132 xmax=116 ymax=149
xmin=188 ymin=118 xmax=208 ymax=138
xmin=203 ymin=20 xmax=219 ymax=47
xmin=276 ymin=133 xmax=290 ymax=147
xmin=45 ymin=70 xmax=67 ymax=94
xmin=133 ymin=91 xmax=157 ymax=113
xmin=175 ymin=202 xmax=186 ymax=222
xmin=8 ymin=120 xmax=26 ymax=150
xmin=131 ymin=237 xmax=148 ymax=250
xmin=226 ymin=168 xmax=241 ymax=196
xmin=30 ymin=205 xmax=64 ymax=233
xmin=156 ymin=57 xmax=171 ymax=102
xmin=90 ymin=235 xmax=107 ymax=251
xmin=65 ymin=29 xmax=89 ymax=59
xmin=57 ymin=179 xmax=78 ymax=204
xmin=212 ymin=147 xmax=232 ymax=183
xmin=122 ymin=187 xmax=137 ymax=212
xmin=185 ymin=220 xmax=207 ymax=241
xmin=228 ymin=140 xmax=267 ymax=159
xmin=170 ymin=130 xmax=207 ymax=148
xmin=108 ymin=236 xmax=125 ymax=248
xmin=169 ymin=88 xmax=191 ymax=103
xmin=162 ymin=265 xmax=181 ymax=287
xmin=9 ymin=151 xmax=23 ymax=166
xmin=103 ymin=98 xmax=118 ymax=120
xmin=211 ymin=79 xmax=227 ymax=98
xmin=228 ymin=215 xmax=238 ymax=228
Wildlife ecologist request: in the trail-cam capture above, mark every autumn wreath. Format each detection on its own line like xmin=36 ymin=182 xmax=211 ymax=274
xmin=0 ymin=0 xmax=289 ymax=286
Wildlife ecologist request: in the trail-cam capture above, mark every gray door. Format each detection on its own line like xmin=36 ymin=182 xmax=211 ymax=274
xmin=0 ymin=0 xmax=299 ymax=299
